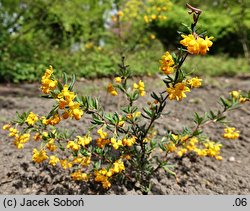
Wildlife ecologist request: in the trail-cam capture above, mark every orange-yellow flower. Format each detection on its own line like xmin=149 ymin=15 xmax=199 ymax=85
xmin=223 ymin=127 xmax=240 ymax=139
xmin=166 ymin=82 xmax=190 ymax=101
xmin=187 ymin=77 xmax=202 ymax=88
xmin=180 ymin=34 xmax=213 ymax=55
xmin=134 ymin=80 xmax=146 ymax=96
xmin=32 ymin=148 xmax=48 ymax=163
xmin=159 ymin=51 xmax=175 ymax=74
xmin=107 ymin=83 xmax=118 ymax=96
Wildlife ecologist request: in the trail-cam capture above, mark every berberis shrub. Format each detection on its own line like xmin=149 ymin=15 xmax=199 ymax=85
xmin=2 ymin=4 xmax=250 ymax=193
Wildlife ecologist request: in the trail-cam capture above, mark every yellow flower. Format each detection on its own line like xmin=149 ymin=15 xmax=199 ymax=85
xmin=77 ymin=135 xmax=92 ymax=146
xmin=223 ymin=127 xmax=240 ymax=139
xmin=94 ymin=169 xmax=111 ymax=189
xmin=239 ymin=97 xmax=249 ymax=103
xmin=118 ymin=119 xmax=125 ymax=127
xmin=110 ymin=137 xmax=123 ymax=150
xmin=32 ymin=148 xmax=48 ymax=163
xmin=97 ymin=128 xmax=108 ymax=139
xmin=49 ymin=155 xmax=60 ymax=166
xmin=127 ymin=111 xmax=141 ymax=120
xmin=72 ymin=108 xmax=84 ymax=120
xmin=96 ymin=138 xmax=110 ymax=148
xmin=49 ymin=80 xmax=57 ymax=90
xmin=215 ymin=155 xmax=223 ymax=160
xmin=9 ymin=127 xmax=18 ymax=137
xmin=202 ymin=141 xmax=222 ymax=158
xmin=230 ymin=90 xmax=240 ymax=99
xmin=26 ymin=112 xmax=38 ymax=126
xmin=71 ymin=170 xmax=88 ymax=181
xmin=111 ymin=15 xmax=117 ymax=22
xmin=46 ymin=139 xmax=57 ymax=152
xmin=165 ymin=142 xmax=176 ymax=152
xmin=166 ymin=82 xmax=190 ymax=101
xmin=33 ymin=133 xmax=41 ymax=141
xmin=60 ymin=159 xmax=73 ymax=169
xmin=13 ymin=135 xmax=24 ymax=149
xmin=58 ymin=99 xmax=67 ymax=109
xmin=199 ymin=36 xmax=213 ymax=55
xmin=151 ymin=14 xmax=157 ymax=20
xmin=46 ymin=114 xmax=61 ymax=125
xmin=67 ymin=141 xmax=80 ymax=151
xmin=41 ymin=66 xmax=57 ymax=94
xmin=117 ymin=11 xmax=123 ymax=17
xmin=114 ymin=77 xmax=122 ymax=83
xmin=149 ymin=34 xmax=156 ymax=40
xmin=85 ymin=42 xmax=94 ymax=49
xmin=107 ymin=83 xmax=118 ymax=96
xmin=134 ymin=80 xmax=146 ymax=96
xmin=112 ymin=160 xmax=125 ymax=173
xmin=122 ymin=136 xmax=136 ymax=147
xmin=177 ymin=148 xmax=187 ymax=157
xmin=180 ymin=34 xmax=213 ymax=55
xmin=159 ymin=51 xmax=175 ymax=75
xmin=124 ymin=154 xmax=131 ymax=160
xmin=187 ymin=77 xmax=202 ymax=88
xmin=62 ymin=111 xmax=70 ymax=119
xmin=102 ymin=179 xmax=111 ymax=189
xmin=2 ymin=124 xmax=11 ymax=130
xmin=42 ymin=131 xmax=48 ymax=137
xmin=73 ymin=156 xmax=91 ymax=167
xmin=195 ymin=148 xmax=207 ymax=157
xmin=171 ymin=134 xmax=179 ymax=140
xmin=13 ymin=133 xmax=30 ymax=149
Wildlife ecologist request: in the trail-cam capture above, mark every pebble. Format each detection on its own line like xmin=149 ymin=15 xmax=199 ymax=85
xmin=229 ymin=156 xmax=235 ymax=162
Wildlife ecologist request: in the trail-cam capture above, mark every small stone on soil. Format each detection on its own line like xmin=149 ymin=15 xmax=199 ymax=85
xmin=228 ymin=156 xmax=236 ymax=162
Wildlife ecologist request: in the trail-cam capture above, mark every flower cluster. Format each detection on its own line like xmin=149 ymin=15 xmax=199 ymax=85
xmin=94 ymin=159 xmax=125 ymax=189
xmin=165 ymin=77 xmax=202 ymax=101
xmin=32 ymin=148 xmax=48 ymax=163
xmin=26 ymin=112 xmax=38 ymax=126
xmin=223 ymin=127 xmax=240 ymax=139
xmin=107 ymin=83 xmax=118 ymax=96
xmin=71 ymin=170 xmax=88 ymax=181
xmin=143 ymin=0 xmax=172 ymax=23
xmin=108 ymin=77 xmax=146 ymax=97
xmin=134 ymin=80 xmax=146 ymax=96
xmin=166 ymin=136 xmax=222 ymax=160
xmin=230 ymin=90 xmax=250 ymax=103
xmin=159 ymin=51 xmax=175 ymax=75
xmin=180 ymin=34 xmax=213 ymax=55
xmin=14 ymin=133 xmax=30 ymax=149
xmin=41 ymin=66 xmax=58 ymax=94
xmin=57 ymin=85 xmax=83 ymax=120
xmin=166 ymin=82 xmax=190 ymax=101
xmin=2 ymin=125 xmax=30 ymax=149
xmin=115 ymin=0 xmax=171 ymax=24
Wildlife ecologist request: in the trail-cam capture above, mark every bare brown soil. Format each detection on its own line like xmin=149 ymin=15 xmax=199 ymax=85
xmin=0 ymin=76 xmax=249 ymax=195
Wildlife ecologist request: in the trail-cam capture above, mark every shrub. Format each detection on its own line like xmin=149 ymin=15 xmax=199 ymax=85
xmin=2 ymin=4 xmax=250 ymax=193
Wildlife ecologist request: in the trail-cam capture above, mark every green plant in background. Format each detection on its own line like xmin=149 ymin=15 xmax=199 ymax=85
xmin=0 ymin=0 xmax=249 ymax=83
xmin=108 ymin=0 xmax=172 ymax=53
xmin=2 ymin=4 xmax=250 ymax=193
xmin=0 ymin=0 xmax=112 ymax=82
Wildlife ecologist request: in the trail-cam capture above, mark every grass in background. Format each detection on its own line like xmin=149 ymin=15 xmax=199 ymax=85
xmin=183 ymin=55 xmax=249 ymax=77
xmin=1 ymin=49 xmax=249 ymax=83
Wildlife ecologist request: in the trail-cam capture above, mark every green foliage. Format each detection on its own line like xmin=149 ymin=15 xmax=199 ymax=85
xmin=152 ymin=4 xmax=250 ymax=56
xmin=183 ymin=55 xmax=249 ymax=77
xmin=0 ymin=0 xmax=249 ymax=83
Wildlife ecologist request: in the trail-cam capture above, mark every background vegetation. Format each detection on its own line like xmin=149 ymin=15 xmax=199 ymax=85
xmin=0 ymin=0 xmax=249 ymax=83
